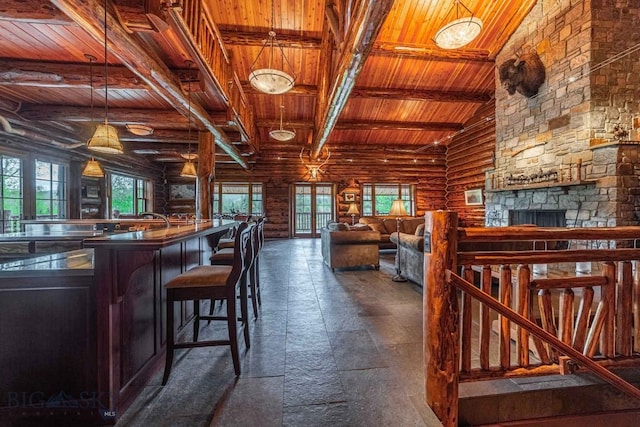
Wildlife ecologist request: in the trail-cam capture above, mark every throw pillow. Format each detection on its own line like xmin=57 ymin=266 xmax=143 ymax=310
xmin=350 ymin=224 xmax=371 ymax=232
xmin=415 ymin=223 xmax=425 ymax=236
xmin=367 ymin=222 xmax=387 ymax=234
xmin=328 ymin=222 xmax=350 ymax=231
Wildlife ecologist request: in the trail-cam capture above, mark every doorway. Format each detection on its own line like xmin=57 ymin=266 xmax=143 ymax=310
xmin=292 ymin=184 xmax=334 ymax=237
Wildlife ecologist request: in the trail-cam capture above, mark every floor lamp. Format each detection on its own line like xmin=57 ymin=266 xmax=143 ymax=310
xmin=389 ymin=198 xmax=408 ymax=282
xmin=347 ymin=203 xmax=359 ymax=225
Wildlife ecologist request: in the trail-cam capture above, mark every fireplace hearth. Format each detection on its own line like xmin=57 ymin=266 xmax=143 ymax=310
xmin=509 ymin=209 xmax=566 ymax=227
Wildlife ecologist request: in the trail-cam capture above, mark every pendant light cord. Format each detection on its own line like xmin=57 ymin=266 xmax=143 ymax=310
xmin=187 ymin=61 xmax=192 ymax=158
xmin=104 ymin=0 xmax=109 ymax=125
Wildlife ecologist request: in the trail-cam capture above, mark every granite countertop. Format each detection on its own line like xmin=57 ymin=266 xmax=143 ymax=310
xmin=0 ymin=248 xmax=94 ymax=277
xmin=0 ymin=231 xmax=105 ymax=241
xmin=83 ymin=219 xmax=235 ymax=249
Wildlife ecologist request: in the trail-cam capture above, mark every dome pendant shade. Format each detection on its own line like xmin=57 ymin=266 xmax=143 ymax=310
xmin=249 ymin=68 xmax=295 ymax=95
xmin=269 ymin=104 xmax=296 ymax=141
xmin=180 ymin=160 xmax=197 ymax=178
xmin=434 ymin=17 xmax=482 ymax=49
xmin=433 ymin=0 xmax=482 ymax=50
xmin=248 ymin=30 xmax=296 ymax=95
xmin=82 ymin=158 xmax=104 ymax=177
xmin=87 ymin=123 xmax=124 ymax=154
xmin=269 ymin=129 xmax=296 ymax=141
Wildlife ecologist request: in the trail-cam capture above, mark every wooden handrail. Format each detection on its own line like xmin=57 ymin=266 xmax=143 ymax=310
xmin=459 ymin=226 xmax=640 ymax=241
xmin=457 ymin=248 xmax=640 ymax=265
xmin=447 ymin=270 xmax=640 ymax=401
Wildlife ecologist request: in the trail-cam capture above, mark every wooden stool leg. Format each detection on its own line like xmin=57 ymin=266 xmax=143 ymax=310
xmin=255 ymin=257 xmax=262 ymax=306
xmin=226 ymin=289 xmax=241 ymax=376
xmin=193 ymin=299 xmax=200 ymax=342
xmin=239 ymin=275 xmax=250 ymax=349
xmin=249 ymin=264 xmax=259 ymax=319
xmin=162 ymin=291 xmax=175 ymax=385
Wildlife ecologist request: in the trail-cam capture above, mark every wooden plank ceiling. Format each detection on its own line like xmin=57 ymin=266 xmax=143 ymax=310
xmin=0 ymin=0 xmax=536 ymax=171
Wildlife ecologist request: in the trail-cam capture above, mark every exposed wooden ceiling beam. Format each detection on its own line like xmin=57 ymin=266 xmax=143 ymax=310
xmin=0 ymin=60 xmax=491 ymax=103
xmin=17 ymin=106 xmax=229 ymax=128
xmin=219 ymin=30 xmax=492 ymax=62
xmin=49 ymin=0 xmax=248 ymax=169
xmin=0 ymin=60 xmax=198 ymax=92
xmin=311 ymin=0 xmax=394 ymax=159
xmin=256 ymin=119 xmax=462 ymax=132
xmin=349 ymin=87 xmax=492 ymax=103
xmin=241 ymin=82 xmax=317 ymax=96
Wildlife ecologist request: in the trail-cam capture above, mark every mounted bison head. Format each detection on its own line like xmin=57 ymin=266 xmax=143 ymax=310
xmin=498 ymin=51 xmax=546 ymax=98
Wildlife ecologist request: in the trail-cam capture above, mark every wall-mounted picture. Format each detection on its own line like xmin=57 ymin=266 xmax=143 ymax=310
xmin=343 ymin=192 xmax=356 ymax=202
xmin=170 ymin=183 xmax=196 ymax=200
xmin=464 ymin=189 xmax=483 ymax=206
xmin=85 ymin=185 xmax=99 ymax=199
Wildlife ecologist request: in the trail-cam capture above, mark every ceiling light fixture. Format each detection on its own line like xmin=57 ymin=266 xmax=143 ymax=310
xmin=83 ymin=53 xmax=105 ymax=178
xmin=126 ymin=124 xmax=154 ymax=136
xmin=82 ymin=158 xmax=105 ymax=177
xmin=180 ymin=60 xmax=197 ymax=179
xmin=433 ymin=0 xmax=483 ymax=50
xmin=87 ymin=0 xmax=123 ymax=154
xmin=269 ymin=104 xmax=296 ymax=141
xmin=248 ymin=0 xmax=296 ymax=94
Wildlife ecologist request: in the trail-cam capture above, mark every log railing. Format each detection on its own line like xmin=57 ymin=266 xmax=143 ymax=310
xmin=169 ymin=0 xmax=255 ymax=145
xmin=424 ymin=211 xmax=640 ymax=426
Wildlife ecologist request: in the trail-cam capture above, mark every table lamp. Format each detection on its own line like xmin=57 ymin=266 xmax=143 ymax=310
xmin=389 ymin=198 xmax=408 ymax=282
xmin=347 ymin=203 xmax=359 ymax=225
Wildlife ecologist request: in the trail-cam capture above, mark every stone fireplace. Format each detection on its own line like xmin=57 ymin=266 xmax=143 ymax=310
xmin=485 ymin=0 xmax=640 ymax=227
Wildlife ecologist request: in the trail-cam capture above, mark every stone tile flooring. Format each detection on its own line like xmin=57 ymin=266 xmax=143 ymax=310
xmin=116 ymin=238 xmax=441 ymax=426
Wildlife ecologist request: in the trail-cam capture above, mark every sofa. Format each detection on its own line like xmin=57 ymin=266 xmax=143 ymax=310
xmin=321 ymin=223 xmax=381 ymax=271
xmin=358 ymin=216 xmax=424 ymax=249
xmin=389 ymin=223 xmax=425 ymax=286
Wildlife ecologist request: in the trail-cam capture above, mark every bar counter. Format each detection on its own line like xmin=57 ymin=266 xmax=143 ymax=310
xmin=0 ymin=219 xmax=234 ymax=426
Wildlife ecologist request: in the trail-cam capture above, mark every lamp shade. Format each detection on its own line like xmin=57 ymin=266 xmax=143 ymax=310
xmin=180 ymin=160 xmax=197 ymax=178
xmin=249 ymin=68 xmax=295 ymax=95
xmin=87 ymin=123 xmax=123 ymax=154
xmin=248 ymin=30 xmax=296 ymax=94
xmin=269 ymin=128 xmax=296 ymax=141
xmin=434 ymin=16 xmax=482 ymax=49
xmin=126 ymin=124 xmax=154 ymax=136
xmin=82 ymin=158 xmax=104 ymax=177
xmin=347 ymin=203 xmax=359 ymax=215
xmin=389 ymin=199 xmax=408 ymax=217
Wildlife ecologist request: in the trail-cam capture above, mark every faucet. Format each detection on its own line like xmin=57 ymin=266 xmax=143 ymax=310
xmin=139 ymin=212 xmax=171 ymax=228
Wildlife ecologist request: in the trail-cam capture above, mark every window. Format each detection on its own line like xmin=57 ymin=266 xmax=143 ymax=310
xmin=362 ymin=183 xmax=414 ymax=216
xmin=34 ymin=159 xmax=67 ymax=220
xmin=0 ymin=155 xmax=23 ymax=232
xmin=212 ymin=182 xmax=263 ymax=216
xmin=110 ymin=173 xmax=149 ymax=217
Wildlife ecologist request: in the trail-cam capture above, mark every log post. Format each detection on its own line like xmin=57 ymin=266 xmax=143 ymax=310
xmin=196 ymin=131 xmax=214 ymax=219
xmin=424 ymin=210 xmax=459 ymax=426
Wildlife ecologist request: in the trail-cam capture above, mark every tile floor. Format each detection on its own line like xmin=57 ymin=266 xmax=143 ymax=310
xmin=116 ymin=238 xmax=442 ymax=426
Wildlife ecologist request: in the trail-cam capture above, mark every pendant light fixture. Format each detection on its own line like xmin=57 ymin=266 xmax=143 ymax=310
xmin=269 ymin=104 xmax=296 ymax=141
xmin=248 ymin=0 xmax=296 ymax=94
xmin=433 ymin=0 xmax=483 ymax=50
xmin=87 ymin=0 xmax=123 ymax=154
xmin=180 ymin=60 xmax=197 ymax=179
xmin=82 ymin=54 xmax=105 ymax=177
xmin=82 ymin=158 xmax=105 ymax=177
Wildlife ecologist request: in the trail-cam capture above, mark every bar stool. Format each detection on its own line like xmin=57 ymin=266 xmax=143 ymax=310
xmin=217 ymin=215 xmax=254 ymax=251
xmin=211 ymin=222 xmax=259 ymax=319
xmin=162 ymin=222 xmax=251 ymax=384
xmin=249 ymin=217 xmax=265 ymax=314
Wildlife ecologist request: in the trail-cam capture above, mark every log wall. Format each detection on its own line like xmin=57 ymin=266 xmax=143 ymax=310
xmin=446 ymin=101 xmax=495 ymax=227
xmin=216 ymin=146 xmax=447 ymax=238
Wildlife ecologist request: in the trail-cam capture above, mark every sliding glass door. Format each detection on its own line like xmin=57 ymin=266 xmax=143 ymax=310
xmin=293 ymin=184 xmax=333 ymax=237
